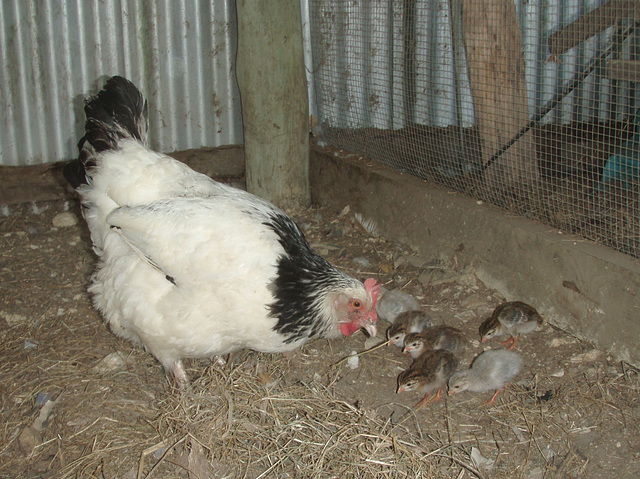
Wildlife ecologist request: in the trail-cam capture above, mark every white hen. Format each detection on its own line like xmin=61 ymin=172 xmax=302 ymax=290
xmin=64 ymin=76 xmax=380 ymax=387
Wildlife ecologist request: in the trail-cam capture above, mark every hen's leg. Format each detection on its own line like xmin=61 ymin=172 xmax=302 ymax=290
xmin=172 ymin=360 xmax=189 ymax=390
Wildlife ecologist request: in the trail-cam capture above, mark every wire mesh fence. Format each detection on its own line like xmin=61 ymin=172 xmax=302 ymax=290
xmin=308 ymin=0 xmax=639 ymax=259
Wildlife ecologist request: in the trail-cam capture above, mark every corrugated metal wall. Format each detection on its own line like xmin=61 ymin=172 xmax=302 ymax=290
xmin=0 ymin=0 xmax=242 ymax=166
xmin=308 ymin=0 xmax=637 ymax=131
xmin=2 ymin=0 xmax=635 ymax=166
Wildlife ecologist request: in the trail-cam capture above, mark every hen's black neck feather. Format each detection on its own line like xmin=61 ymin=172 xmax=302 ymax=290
xmin=265 ymin=213 xmax=355 ymax=342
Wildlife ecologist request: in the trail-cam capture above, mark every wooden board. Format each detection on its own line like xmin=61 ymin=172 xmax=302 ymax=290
xmin=549 ymin=0 xmax=639 ymax=56
xmin=0 ymin=163 xmax=73 ymax=205
xmin=607 ymin=59 xmax=640 ymax=82
xmin=462 ymin=0 xmax=537 ymax=182
xmin=0 ymin=146 xmax=246 ymax=206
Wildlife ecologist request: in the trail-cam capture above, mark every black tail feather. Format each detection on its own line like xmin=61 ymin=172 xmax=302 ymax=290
xmin=84 ymin=76 xmax=148 ymax=153
xmin=63 ymin=76 xmax=148 ymax=188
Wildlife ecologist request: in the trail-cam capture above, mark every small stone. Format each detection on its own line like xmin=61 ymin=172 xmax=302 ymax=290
xmin=460 ymin=293 xmax=487 ymax=311
xmin=364 ymin=336 xmax=380 ymax=349
xmin=512 ymin=426 xmax=528 ymax=441
xmin=572 ymin=430 xmax=602 ymax=449
xmin=347 ymin=351 xmax=359 ymax=369
xmin=154 ymin=446 xmax=169 ymax=459
xmin=188 ymin=437 xmax=211 ymax=479
xmin=352 ymin=256 xmax=371 ymax=268
xmin=470 ymin=447 xmax=495 ymax=471
xmin=18 ymin=426 xmax=42 ymax=455
xmin=1 ymin=311 xmax=28 ymax=326
xmin=52 ymin=211 xmax=78 ymax=228
xmin=550 ymin=337 xmax=576 ymax=348
xmin=93 ymin=351 xmax=127 ymax=373
xmin=570 ymin=349 xmax=604 ymax=363
xmin=528 ymin=467 xmax=544 ymax=479
xmin=24 ymin=339 xmax=39 ymax=350
xmin=35 ymin=392 xmax=53 ymax=405
xmin=406 ymin=255 xmax=430 ymax=268
xmin=393 ymin=255 xmax=408 ymax=269
xmin=379 ymin=262 xmax=394 ymax=274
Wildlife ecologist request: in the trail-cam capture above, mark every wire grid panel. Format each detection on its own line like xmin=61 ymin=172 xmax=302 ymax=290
xmin=308 ymin=0 xmax=639 ymax=259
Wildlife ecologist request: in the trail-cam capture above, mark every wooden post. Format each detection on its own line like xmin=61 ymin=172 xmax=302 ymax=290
xmin=462 ymin=0 xmax=537 ymax=183
xmin=236 ymin=0 xmax=310 ymax=208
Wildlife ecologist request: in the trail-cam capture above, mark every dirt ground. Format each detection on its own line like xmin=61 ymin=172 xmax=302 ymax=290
xmin=1 ymin=190 xmax=639 ymax=478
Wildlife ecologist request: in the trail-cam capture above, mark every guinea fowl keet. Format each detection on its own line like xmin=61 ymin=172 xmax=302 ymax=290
xmin=375 ymin=288 xmax=420 ymax=323
xmin=479 ymin=301 xmax=543 ymax=350
xmin=448 ymin=349 xmax=524 ymax=406
xmin=63 ymin=76 xmax=381 ymax=388
xmin=402 ymin=325 xmax=466 ymax=360
xmin=397 ymin=349 xmax=458 ymax=407
xmin=386 ymin=310 xmax=433 ymax=348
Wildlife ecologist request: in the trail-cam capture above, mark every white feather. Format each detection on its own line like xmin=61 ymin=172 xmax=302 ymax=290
xmin=77 ymin=139 xmax=371 ymax=386
xmin=354 ymin=212 xmax=379 ymax=236
xmin=71 ymin=78 xmax=379 ymax=387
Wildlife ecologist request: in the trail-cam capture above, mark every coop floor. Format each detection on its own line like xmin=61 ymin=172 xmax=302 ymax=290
xmin=1 ymin=197 xmax=639 ymax=478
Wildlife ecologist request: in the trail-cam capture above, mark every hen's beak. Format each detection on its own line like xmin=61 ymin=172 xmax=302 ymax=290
xmin=361 ymin=321 xmax=377 ymax=338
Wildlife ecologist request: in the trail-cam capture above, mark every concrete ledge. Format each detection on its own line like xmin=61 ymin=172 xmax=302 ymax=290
xmin=310 ymin=147 xmax=640 ymax=366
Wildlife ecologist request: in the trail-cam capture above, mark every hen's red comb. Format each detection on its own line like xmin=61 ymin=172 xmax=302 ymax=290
xmin=364 ymin=278 xmax=381 ymax=309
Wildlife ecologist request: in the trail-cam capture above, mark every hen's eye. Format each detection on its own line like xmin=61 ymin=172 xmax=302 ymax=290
xmin=352 ymin=300 xmax=361 ymax=309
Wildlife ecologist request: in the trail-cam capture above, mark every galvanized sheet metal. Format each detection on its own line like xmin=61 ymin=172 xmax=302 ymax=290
xmin=2 ymin=0 xmax=635 ymax=166
xmin=0 ymin=0 xmax=242 ymax=166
